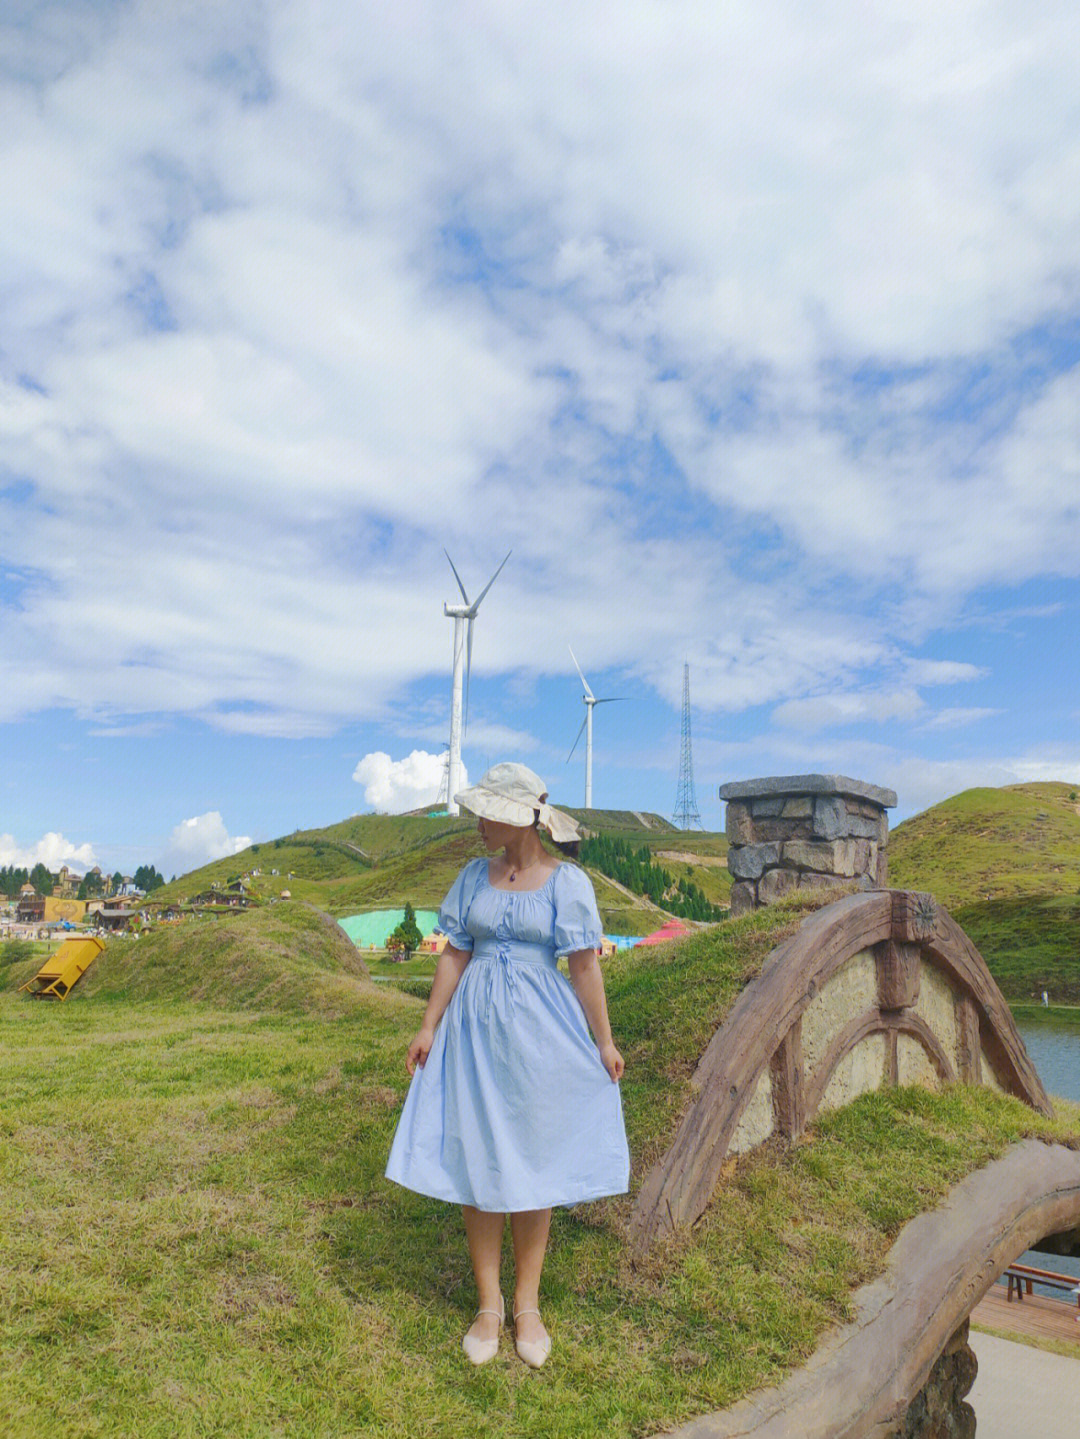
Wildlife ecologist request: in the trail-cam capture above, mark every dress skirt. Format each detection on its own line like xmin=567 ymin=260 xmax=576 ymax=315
xmin=384 ymin=860 xmax=631 ymax=1213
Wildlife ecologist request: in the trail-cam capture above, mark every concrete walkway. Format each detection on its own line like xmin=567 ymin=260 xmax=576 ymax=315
xmin=969 ymin=1331 xmax=1080 ymax=1438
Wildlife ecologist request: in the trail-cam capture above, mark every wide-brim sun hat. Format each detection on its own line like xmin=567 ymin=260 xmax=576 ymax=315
xmin=455 ymin=763 xmax=581 ymax=845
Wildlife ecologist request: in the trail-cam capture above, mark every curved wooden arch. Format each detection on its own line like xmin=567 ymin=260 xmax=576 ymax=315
xmin=799 ymin=1007 xmax=956 ymax=1121
xmin=629 ymin=889 xmax=1050 ymax=1254
xmin=653 ymin=1141 xmax=1080 ymax=1439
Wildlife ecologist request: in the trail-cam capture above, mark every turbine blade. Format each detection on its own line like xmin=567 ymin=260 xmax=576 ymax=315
xmin=594 ymin=697 xmax=626 ymax=704
xmin=566 ymin=713 xmax=588 ymax=762
xmin=443 ymin=549 xmax=470 ymax=605
xmin=463 ymin=618 xmax=474 ymax=736
xmin=568 ymin=645 xmax=594 ymax=700
xmin=471 ymin=549 xmax=511 ymax=612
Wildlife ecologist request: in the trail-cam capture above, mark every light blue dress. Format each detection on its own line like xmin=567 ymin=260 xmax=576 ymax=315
xmin=385 ymin=858 xmax=631 ymax=1213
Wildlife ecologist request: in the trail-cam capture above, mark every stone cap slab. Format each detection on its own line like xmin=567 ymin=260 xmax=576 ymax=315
xmin=717 ymin=774 xmax=897 ymax=809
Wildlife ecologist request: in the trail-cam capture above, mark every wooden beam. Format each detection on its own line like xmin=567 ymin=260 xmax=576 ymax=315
xmin=656 ymin=1141 xmax=1080 ymax=1439
xmin=955 ymin=993 xmax=981 ymax=1085
xmin=875 ymin=938 xmax=920 ymax=1011
xmin=769 ymin=1019 xmax=804 ymax=1140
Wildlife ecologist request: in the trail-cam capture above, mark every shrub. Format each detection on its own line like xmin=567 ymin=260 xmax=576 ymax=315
xmin=1 ymin=939 xmax=34 ymax=968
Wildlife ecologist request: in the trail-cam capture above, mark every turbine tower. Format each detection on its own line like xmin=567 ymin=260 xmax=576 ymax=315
xmin=672 ymin=661 xmax=703 ymax=829
xmin=443 ymin=549 xmax=511 ymax=815
xmin=567 ymin=647 xmax=623 ymax=809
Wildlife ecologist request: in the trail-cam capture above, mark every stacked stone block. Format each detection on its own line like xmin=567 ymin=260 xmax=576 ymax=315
xmin=719 ymin=774 xmax=897 ymax=917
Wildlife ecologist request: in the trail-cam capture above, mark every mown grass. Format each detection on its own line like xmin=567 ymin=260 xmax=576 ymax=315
xmin=890 ymin=781 xmax=1080 ymax=910
xmin=1010 ymin=1002 xmax=1080 ymax=1026
xmin=62 ymin=904 xmax=386 ymax=1018
xmin=4 ymin=896 xmax=1080 ymax=1438
xmin=954 ymin=893 xmax=1080 ymax=1002
xmin=891 ymin=782 xmax=1080 ymax=1002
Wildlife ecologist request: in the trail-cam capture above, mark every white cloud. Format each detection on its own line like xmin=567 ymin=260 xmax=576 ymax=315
xmin=405 ymin=717 xmax=542 ymax=755
xmin=0 ymin=0 xmax=1078 ymax=746
xmin=352 ymin=750 xmax=467 ymax=813
xmin=0 ymin=832 xmax=97 ymax=871
xmin=699 ymin=728 xmax=1080 ymax=824
xmin=918 ymin=707 xmax=1001 ymax=731
xmin=772 ymin=689 xmax=925 ymax=731
xmin=903 ymin=660 xmax=987 ymax=687
xmin=160 ymin=812 xmax=252 ymax=875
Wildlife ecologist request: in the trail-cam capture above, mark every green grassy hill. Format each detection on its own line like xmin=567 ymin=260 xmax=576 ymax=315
xmin=3 ymin=890 xmax=1077 ymax=1437
xmin=151 ymin=809 xmax=729 ymax=936
xmin=13 ymin=903 xmax=414 ymax=1020
xmin=891 ymin=782 xmax=1080 ymax=1001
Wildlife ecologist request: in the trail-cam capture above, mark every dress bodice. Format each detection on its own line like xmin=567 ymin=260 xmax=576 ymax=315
xmin=437 ymin=858 xmax=603 ymax=958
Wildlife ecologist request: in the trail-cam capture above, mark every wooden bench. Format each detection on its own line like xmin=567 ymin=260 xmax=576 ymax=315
xmin=1004 ymin=1261 xmax=1080 ymax=1318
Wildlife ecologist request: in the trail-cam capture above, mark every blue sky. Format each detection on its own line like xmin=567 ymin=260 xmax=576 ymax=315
xmin=2 ymin=1 xmax=1079 ymax=877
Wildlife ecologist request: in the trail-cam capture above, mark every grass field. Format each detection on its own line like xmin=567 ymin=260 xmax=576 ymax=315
xmin=891 ymin=782 xmax=1080 ymax=1002
xmin=3 ymin=898 xmax=1079 ymax=1438
xmin=890 ymin=781 xmax=1080 ymax=910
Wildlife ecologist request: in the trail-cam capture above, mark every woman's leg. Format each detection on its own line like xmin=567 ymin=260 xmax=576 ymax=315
xmin=462 ymin=1205 xmax=505 ymax=1342
xmin=510 ymin=1207 xmax=552 ymax=1344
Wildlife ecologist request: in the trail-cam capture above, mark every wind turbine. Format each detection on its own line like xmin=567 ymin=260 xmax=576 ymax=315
xmin=443 ymin=549 xmax=511 ymax=815
xmin=566 ymin=647 xmax=623 ymax=809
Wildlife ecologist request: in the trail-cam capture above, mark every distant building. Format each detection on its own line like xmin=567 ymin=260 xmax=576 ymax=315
xmin=17 ymin=890 xmax=45 ymax=923
xmin=191 ymin=883 xmax=250 ymax=910
xmin=97 ymin=906 xmax=139 ymax=931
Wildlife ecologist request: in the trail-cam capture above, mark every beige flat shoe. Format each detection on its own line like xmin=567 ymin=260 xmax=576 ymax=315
xmin=462 ymin=1298 xmax=504 ymax=1365
xmin=513 ymin=1308 xmax=551 ymax=1369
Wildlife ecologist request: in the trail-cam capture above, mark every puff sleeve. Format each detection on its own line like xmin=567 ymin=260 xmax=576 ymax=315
xmin=436 ymin=858 xmax=483 ymax=951
xmin=553 ymin=864 xmax=604 ymax=954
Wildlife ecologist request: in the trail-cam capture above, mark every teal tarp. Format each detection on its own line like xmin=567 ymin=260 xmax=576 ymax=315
xmin=338 ymin=910 xmax=440 ymax=949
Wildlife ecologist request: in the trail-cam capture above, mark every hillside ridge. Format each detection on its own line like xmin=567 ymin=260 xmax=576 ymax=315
xmin=151 ymin=807 xmax=730 ymax=934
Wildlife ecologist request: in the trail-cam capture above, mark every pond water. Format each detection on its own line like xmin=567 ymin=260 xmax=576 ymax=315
xmin=1016 ymin=1017 xmax=1080 ymax=1105
xmin=1011 ymin=1017 xmax=1080 ymax=1293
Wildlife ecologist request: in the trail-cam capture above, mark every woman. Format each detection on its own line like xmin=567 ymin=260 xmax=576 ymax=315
xmin=385 ymin=762 xmax=630 ymax=1368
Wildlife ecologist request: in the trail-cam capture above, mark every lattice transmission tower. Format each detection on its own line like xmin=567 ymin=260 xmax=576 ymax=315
xmin=672 ymin=662 xmax=703 ymax=830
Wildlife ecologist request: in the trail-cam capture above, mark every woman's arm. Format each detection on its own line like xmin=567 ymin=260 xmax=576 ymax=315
xmin=567 ymin=949 xmax=624 ymax=1081
xmin=405 ymin=943 xmax=471 ymax=1075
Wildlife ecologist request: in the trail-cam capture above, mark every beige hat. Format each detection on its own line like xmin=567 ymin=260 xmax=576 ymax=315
xmin=454 ymin=763 xmax=581 ymax=845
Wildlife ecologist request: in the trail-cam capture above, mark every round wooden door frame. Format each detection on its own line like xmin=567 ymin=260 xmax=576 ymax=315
xmin=629 ymin=889 xmax=1050 ymax=1254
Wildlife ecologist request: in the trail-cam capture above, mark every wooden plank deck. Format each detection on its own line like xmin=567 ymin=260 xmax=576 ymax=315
xmin=972 ymin=1281 xmax=1080 ymax=1345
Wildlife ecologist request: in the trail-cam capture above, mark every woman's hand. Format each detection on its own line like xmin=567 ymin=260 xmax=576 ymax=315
xmin=406 ymin=1026 xmax=435 ymax=1076
xmin=598 ymin=1041 xmax=625 ymax=1082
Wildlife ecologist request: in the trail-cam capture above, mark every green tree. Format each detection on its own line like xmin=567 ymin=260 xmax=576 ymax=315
xmin=399 ymin=902 xmax=423 ymax=956
xmin=112 ymin=872 xmax=124 ymax=893
xmin=78 ymin=870 xmax=104 ymax=901
xmin=0 ymin=865 xmax=29 ymax=898
xmin=29 ymin=862 xmax=53 ymax=895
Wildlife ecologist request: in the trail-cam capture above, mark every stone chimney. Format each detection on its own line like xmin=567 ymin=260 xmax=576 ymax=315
xmin=718 ymin=774 xmax=897 ymax=916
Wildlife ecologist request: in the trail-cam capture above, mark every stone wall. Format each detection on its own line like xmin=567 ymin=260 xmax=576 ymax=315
xmin=897 ymin=1321 xmax=977 ymax=1439
xmin=718 ymin=774 xmax=897 ymax=915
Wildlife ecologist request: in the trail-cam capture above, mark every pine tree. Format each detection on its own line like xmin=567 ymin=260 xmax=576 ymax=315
xmin=398 ymin=901 xmax=423 ymax=957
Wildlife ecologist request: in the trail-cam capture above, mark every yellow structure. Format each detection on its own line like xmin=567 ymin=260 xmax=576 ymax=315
xmin=19 ymin=936 xmax=104 ymax=1001
xmin=43 ymin=897 xmax=87 ymax=924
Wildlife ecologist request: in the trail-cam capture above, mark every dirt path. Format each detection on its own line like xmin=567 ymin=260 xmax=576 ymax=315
xmin=586 ymin=868 xmax=670 ymax=916
xmin=655 ymin=850 xmax=726 ymax=867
